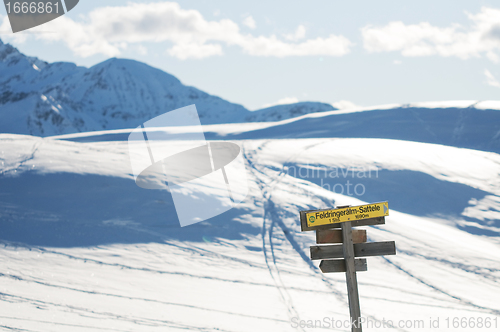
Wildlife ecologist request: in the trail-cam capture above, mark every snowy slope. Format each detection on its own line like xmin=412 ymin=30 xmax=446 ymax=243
xmin=245 ymin=102 xmax=337 ymax=122
xmin=230 ymin=101 xmax=500 ymax=154
xmin=1 ymin=122 xmax=499 ymax=331
xmin=54 ymin=100 xmax=500 ymax=155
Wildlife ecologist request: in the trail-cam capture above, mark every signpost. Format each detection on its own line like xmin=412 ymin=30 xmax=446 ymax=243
xmin=300 ymin=202 xmax=396 ymax=332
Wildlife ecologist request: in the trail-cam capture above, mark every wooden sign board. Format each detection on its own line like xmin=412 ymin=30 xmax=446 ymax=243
xmin=300 ymin=212 xmax=385 ymax=232
xmin=316 ymin=229 xmax=367 ymax=244
xmin=302 ymin=202 xmax=389 ymax=230
xmin=310 ymin=241 xmax=396 ymax=260
xmin=320 ymin=258 xmax=367 ymax=273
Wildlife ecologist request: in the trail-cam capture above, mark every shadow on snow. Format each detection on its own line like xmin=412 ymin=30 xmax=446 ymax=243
xmin=0 ymin=172 xmax=259 ymax=247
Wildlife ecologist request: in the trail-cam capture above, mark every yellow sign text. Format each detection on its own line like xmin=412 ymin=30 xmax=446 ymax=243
xmin=306 ymin=202 xmax=389 ymax=227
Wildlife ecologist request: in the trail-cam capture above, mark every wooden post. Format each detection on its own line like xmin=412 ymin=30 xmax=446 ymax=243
xmin=341 ymin=221 xmax=362 ymax=332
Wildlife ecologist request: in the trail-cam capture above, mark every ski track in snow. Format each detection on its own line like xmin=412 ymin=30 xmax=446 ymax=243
xmin=240 ymin=138 xmax=500 ymax=330
xmin=380 ymin=256 xmax=500 ymax=316
xmin=1 ymin=290 xmax=241 ymax=332
xmin=0 ymin=140 xmax=41 ymax=176
xmin=243 ymin=141 xmax=305 ymax=329
xmin=244 ymin=141 xmax=411 ymax=332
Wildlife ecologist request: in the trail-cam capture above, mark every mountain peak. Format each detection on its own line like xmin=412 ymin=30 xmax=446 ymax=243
xmin=0 ymin=40 xmax=19 ymax=62
xmin=90 ymin=57 xmax=182 ymax=86
xmin=0 ymin=39 xmax=344 ymax=136
xmin=0 ymin=39 xmax=47 ymax=71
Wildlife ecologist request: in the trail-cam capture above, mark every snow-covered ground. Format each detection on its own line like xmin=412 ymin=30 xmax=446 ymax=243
xmin=1 ymin=112 xmax=499 ymax=331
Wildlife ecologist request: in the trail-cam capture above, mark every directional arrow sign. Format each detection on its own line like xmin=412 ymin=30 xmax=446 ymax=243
xmin=304 ymin=201 xmax=389 ymax=229
xmin=320 ymin=258 xmax=367 ymax=273
xmin=316 ymin=229 xmax=367 ymax=244
xmin=310 ymin=241 xmax=396 ymax=260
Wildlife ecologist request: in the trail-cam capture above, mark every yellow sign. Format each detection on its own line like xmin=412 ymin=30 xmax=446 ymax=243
xmin=306 ymin=202 xmax=389 ymax=227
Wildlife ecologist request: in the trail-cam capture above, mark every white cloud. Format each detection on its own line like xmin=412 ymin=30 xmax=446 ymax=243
xmin=1 ymin=2 xmax=352 ymax=60
xmin=242 ymin=16 xmax=256 ymax=29
xmin=284 ymin=25 xmax=306 ymax=41
xmin=167 ymin=43 xmax=223 ymax=60
xmin=361 ymin=7 xmax=500 ymax=62
xmin=262 ymin=97 xmax=299 ymax=108
xmin=238 ymin=34 xmax=351 ymax=57
xmin=484 ymin=69 xmax=500 ymax=88
xmin=331 ymin=100 xmax=359 ymax=110
xmin=136 ymin=45 xmax=148 ymax=55
xmin=0 ymin=14 xmax=10 ymax=32
xmin=486 ymin=51 xmax=500 ymax=63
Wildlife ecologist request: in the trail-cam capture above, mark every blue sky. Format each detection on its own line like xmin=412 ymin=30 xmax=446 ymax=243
xmin=1 ymin=0 xmax=499 ymax=110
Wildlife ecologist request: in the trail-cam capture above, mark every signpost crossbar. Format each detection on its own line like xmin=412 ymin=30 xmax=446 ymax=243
xmin=310 ymin=241 xmax=396 ymax=260
xmin=319 ymin=258 xmax=368 ymax=273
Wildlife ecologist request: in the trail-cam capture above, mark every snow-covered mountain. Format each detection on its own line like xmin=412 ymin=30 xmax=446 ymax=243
xmin=0 ymin=39 xmax=247 ymax=136
xmin=244 ymin=102 xmax=336 ymax=122
xmin=0 ymin=39 xmax=336 ymax=136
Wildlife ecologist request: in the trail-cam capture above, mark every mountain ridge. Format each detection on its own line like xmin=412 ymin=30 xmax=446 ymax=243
xmin=0 ymin=39 xmax=338 ymax=136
